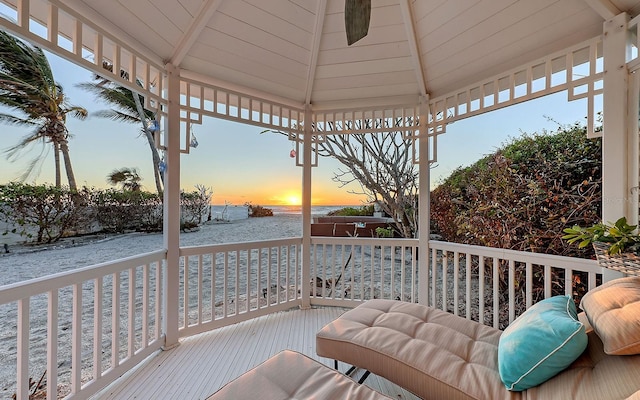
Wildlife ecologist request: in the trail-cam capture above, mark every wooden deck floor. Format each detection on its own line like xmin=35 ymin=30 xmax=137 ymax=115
xmin=94 ymin=306 xmax=420 ymax=400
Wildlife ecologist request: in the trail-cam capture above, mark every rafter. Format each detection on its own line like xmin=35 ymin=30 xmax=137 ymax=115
xmin=169 ymin=0 xmax=223 ymax=67
xmin=399 ymin=0 xmax=427 ymax=97
xmin=304 ymin=0 xmax=328 ymax=105
xmin=583 ymin=0 xmax=621 ymax=20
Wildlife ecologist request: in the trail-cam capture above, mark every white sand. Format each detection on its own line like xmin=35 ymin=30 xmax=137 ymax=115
xmin=0 ymin=215 xmax=302 ymax=286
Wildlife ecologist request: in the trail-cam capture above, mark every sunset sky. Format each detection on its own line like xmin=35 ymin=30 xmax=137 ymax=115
xmin=0 ymin=50 xmax=593 ymax=206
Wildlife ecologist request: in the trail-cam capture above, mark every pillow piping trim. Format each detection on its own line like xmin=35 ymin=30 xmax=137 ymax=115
xmin=505 ymin=297 xmax=584 ymax=391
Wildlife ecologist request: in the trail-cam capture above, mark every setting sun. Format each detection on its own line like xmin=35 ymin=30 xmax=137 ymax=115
xmin=286 ymin=194 xmax=301 ymax=205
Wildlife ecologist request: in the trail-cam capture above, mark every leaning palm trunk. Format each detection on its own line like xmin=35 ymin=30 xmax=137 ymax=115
xmin=59 ymin=139 xmax=77 ymax=191
xmin=132 ymin=92 xmax=163 ymax=195
xmin=53 ymin=141 xmax=61 ymax=188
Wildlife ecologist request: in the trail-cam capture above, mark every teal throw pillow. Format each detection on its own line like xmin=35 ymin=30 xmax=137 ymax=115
xmin=498 ymin=295 xmax=587 ymax=391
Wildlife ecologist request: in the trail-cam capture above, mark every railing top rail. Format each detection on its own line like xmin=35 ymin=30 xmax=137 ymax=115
xmin=180 ymin=237 xmax=303 ymax=256
xmin=310 ymin=237 xmax=418 ymax=246
xmin=429 ymin=240 xmax=600 ymax=271
xmin=0 ymin=249 xmax=166 ymax=305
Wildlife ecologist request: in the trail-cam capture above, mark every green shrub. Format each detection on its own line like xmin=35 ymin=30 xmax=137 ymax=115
xmin=328 ymin=205 xmax=374 ymax=216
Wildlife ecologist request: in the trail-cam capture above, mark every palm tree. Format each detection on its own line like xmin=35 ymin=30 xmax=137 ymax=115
xmin=0 ymin=30 xmax=87 ymax=190
xmin=107 ymin=167 xmax=142 ymax=191
xmin=78 ymin=62 xmax=164 ymax=196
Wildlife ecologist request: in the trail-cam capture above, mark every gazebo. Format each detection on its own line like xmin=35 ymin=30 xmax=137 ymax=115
xmin=0 ymin=0 xmax=639 ymax=398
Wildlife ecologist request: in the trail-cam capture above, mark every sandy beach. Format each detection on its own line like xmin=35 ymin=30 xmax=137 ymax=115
xmin=0 ymin=213 xmax=303 ymax=286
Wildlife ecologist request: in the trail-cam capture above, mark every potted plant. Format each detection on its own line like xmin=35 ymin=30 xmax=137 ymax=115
xmin=563 ymin=217 xmax=640 ymax=275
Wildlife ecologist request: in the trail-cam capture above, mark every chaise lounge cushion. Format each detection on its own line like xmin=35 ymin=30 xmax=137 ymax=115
xmin=580 ymin=276 xmax=640 ymax=355
xmin=317 ymin=299 xmax=640 ymax=400
xmin=207 ymin=350 xmax=391 ymax=399
xmin=498 ymin=295 xmax=587 ymax=391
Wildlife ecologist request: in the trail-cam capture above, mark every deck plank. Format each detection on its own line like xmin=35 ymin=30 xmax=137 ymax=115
xmin=94 ymin=306 xmax=420 ymax=400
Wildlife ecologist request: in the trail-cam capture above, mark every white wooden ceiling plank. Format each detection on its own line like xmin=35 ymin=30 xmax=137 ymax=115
xmin=426 ymin=11 xmax=602 ymax=97
xmin=184 ymin=56 xmax=304 ymax=105
xmin=315 ymin=57 xmax=414 ymax=79
xmin=417 ymin=0 xmax=545 ymax=51
xmin=242 ymin=0 xmax=317 ymax=33
xmin=314 ymin=70 xmax=416 ymax=91
xmin=582 ymin=0 xmax=621 ymax=19
xmin=183 ymin=56 xmax=307 ymax=102
xmin=151 ymin=0 xmax=194 ymax=30
xmin=192 ymin=38 xmax=308 ymax=79
xmin=218 ymin=0 xmax=312 ymax=49
xmin=317 ymin=41 xmax=411 ymax=65
xmin=413 ymin=0 xmax=488 ymax=39
xmin=312 ymin=83 xmax=419 ymax=102
xmin=426 ymin=4 xmax=599 ymax=83
xmin=117 ymin=0 xmax=184 ymax=46
xmin=320 ymin=24 xmax=407 ymax=50
xmin=424 ymin=0 xmax=562 ymax=66
xmin=205 ymin=15 xmax=310 ymax=64
xmin=178 ymin=0 xmax=204 ymax=17
xmin=187 ymin=47 xmax=307 ymax=91
xmin=290 ymin=0 xmax=317 ymax=14
xmin=410 ymin=0 xmax=448 ymax=21
xmin=170 ymin=0 xmax=224 ymax=66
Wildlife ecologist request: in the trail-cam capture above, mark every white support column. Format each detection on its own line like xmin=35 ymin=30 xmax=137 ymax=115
xmin=627 ymin=71 xmax=640 ymax=226
xmin=300 ymin=105 xmax=312 ymax=309
xmin=418 ymin=96 xmax=430 ymax=306
xmin=602 ymin=13 xmax=632 ymax=223
xmin=163 ymin=63 xmax=181 ymax=349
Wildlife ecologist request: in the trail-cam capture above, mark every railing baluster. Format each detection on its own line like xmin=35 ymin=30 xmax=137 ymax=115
xmin=183 ymin=256 xmax=189 ymax=327
xmin=442 ymin=251 xmax=448 ymax=311
xmin=142 ymin=265 xmax=149 ymax=347
xmin=492 ymin=258 xmax=499 ymax=329
xmin=112 ymin=272 xmax=120 ymax=368
xmin=48 ymin=289 xmax=59 ymax=399
xmin=526 ymin=262 xmax=533 ymax=309
xmin=479 ymin=256 xmax=485 ymax=323
xmin=234 ymin=250 xmax=240 ymax=311
xmin=17 ymin=298 xmax=29 ymax=400
xmin=508 ymin=260 xmax=515 ymax=324
xmin=72 ymin=283 xmax=82 ymax=393
xmin=198 ymin=255 xmax=203 ymax=323
xmin=431 ymin=247 xmax=437 ymax=308
xmin=544 ymin=264 xmax=552 ymax=298
xmin=223 ymin=252 xmax=228 ymax=317
xmin=128 ymin=268 xmax=135 ymax=357
xmin=465 ymin=253 xmax=471 ymax=320
xmin=453 ymin=252 xmax=459 ymax=316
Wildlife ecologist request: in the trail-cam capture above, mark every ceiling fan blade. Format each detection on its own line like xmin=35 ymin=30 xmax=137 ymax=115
xmin=345 ymin=0 xmax=371 ymax=46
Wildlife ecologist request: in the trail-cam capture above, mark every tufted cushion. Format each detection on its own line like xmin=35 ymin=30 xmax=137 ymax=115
xmin=316 ymin=299 xmax=510 ymax=400
xmin=207 ymin=350 xmax=390 ymax=399
xmin=317 ymin=299 xmax=640 ymax=400
xmin=498 ymin=295 xmax=588 ymax=391
xmin=580 ymin=276 xmax=640 ymax=355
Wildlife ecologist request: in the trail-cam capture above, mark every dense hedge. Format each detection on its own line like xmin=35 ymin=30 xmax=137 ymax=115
xmin=0 ymin=183 xmax=211 ymax=243
xmin=431 ymin=124 xmax=601 ymax=259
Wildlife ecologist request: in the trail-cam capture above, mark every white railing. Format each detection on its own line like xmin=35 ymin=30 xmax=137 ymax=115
xmin=178 ymin=238 xmax=303 ymax=338
xmin=427 ymin=241 xmax=621 ymax=329
xmin=0 ymin=238 xmax=621 ymax=399
xmin=308 ymin=237 xmax=420 ymax=307
xmin=0 ymin=250 xmax=165 ymax=400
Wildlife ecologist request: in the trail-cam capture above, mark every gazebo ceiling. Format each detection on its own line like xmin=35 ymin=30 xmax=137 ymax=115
xmin=55 ymin=0 xmax=640 ymax=109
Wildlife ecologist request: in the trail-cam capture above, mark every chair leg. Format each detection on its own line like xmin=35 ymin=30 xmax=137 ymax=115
xmin=334 ymin=359 xmax=338 ymax=370
xmin=345 ymin=365 xmax=357 ymax=376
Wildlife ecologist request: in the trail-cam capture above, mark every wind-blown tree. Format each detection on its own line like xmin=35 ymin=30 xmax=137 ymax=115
xmin=0 ymin=31 xmax=87 ymax=190
xmin=317 ymin=132 xmax=419 ymax=238
xmin=107 ymin=167 xmax=142 ymax=191
xmin=266 ymin=125 xmax=419 ymax=237
xmin=78 ymin=62 xmax=164 ymax=195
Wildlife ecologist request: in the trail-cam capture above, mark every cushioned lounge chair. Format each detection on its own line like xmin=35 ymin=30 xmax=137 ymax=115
xmin=207 ymin=350 xmax=391 ymax=399
xmin=316 ymin=277 xmax=640 ymax=400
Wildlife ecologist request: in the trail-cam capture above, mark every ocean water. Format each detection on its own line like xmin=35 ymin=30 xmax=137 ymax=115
xmin=209 ymin=205 xmax=357 ymax=220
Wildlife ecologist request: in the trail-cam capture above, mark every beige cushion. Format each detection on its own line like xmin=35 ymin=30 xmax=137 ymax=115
xmin=317 ymin=299 xmax=640 ymax=400
xmin=207 ymin=350 xmax=390 ymax=400
xmin=580 ymin=276 xmax=640 ymax=355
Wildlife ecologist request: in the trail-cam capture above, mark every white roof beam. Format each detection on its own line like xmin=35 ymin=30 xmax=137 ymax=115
xmin=399 ymin=0 xmax=427 ymax=97
xmin=583 ymin=0 xmax=622 ymax=20
xmin=304 ymin=0 xmax=328 ymax=105
xmin=169 ymin=0 xmax=223 ymax=66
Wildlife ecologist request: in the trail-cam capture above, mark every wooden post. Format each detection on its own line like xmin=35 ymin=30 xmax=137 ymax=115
xmin=418 ymin=96 xmax=430 ymax=306
xmin=163 ymin=63 xmax=181 ymax=349
xmin=301 ymin=105 xmax=312 ymax=309
xmin=602 ymin=13 xmax=633 ymax=223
